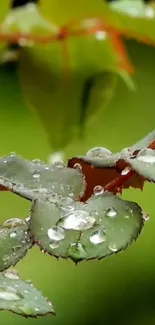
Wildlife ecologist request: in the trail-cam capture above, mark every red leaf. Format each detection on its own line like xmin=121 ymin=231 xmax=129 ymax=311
xmin=68 ymin=157 xmax=144 ymax=202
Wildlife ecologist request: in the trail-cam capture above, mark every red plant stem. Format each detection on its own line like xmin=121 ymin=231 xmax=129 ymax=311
xmin=104 ymin=169 xmax=134 ymax=192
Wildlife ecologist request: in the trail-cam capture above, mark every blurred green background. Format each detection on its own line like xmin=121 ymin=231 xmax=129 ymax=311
xmin=1 ymin=23 xmax=155 ymax=325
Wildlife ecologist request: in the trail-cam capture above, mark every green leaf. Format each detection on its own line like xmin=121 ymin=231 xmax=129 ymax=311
xmin=131 ymin=130 xmax=155 ymax=151
xmin=0 ymin=269 xmax=55 ymax=317
xmin=108 ymin=0 xmax=155 ymax=45
xmin=0 ymin=219 xmax=32 ymax=271
xmin=0 ymin=0 xmax=10 ymax=23
xmin=19 ymin=26 xmax=131 ymax=149
xmin=125 ymin=148 xmax=155 ymax=182
xmin=0 ymin=153 xmax=85 ymax=201
xmin=39 ymin=0 xmax=155 ymax=45
xmin=29 ymin=193 xmax=143 ymax=262
xmin=39 ymin=0 xmax=106 ymax=25
xmin=0 ymin=3 xmax=57 ymax=35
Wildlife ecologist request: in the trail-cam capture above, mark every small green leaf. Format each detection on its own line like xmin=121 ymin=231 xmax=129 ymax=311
xmin=0 ymin=153 xmax=85 ymax=201
xmin=0 ymin=269 xmax=55 ymax=317
xmin=0 ymin=219 xmax=32 ymax=271
xmin=29 ymin=193 xmax=143 ymax=262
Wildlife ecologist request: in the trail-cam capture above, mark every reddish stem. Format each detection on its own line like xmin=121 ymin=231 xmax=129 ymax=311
xmin=104 ymin=169 xmax=134 ymax=192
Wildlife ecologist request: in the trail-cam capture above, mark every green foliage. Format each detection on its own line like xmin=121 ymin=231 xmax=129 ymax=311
xmin=0 ymin=131 xmax=153 ymax=316
xmin=0 ymin=0 xmax=155 ymax=320
xmin=0 ymin=219 xmax=31 ymax=272
xmin=0 ymin=269 xmax=54 ymax=317
xmin=0 ymin=153 xmax=85 ymax=200
xmin=30 ymin=193 xmax=143 ymax=262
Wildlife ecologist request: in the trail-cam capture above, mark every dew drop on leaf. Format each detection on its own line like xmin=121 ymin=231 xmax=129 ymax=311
xmin=108 ymin=242 xmax=118 ymax=252
xmin=86 ymin=147 xmax=112 ymax=158
xmin=93 ymin=185 xmax=104 ymax=195
xmin=4 ymin=218 xmax=26 ymax=228
xmin=59 ymin=210 xmax=95 ymax=230
xmin=90 ymin=229 xmax=107 ymax=244
xmin=120 ymin=147 xmax=132 ymax=159
xmin=73 ymin=163 xmax=82 ymax=170
xmin=9 ymin=231 xmax=17 ymax=239
xmin=106 ymin=208 xmax=117 ymax=218
xmin=3 ymin=269 xmax=20 ymax=280
xmin=32 ymin=170 xmax=40 ymax=179
xmin=49 ymin=241 xmax=59 ymax=250
xmin=53 ymin=161 xmax=65 ymax=168
xmin=32 ymin=159 xmax=41 ymax=165
xmin=142 ymin=213 xmax=150 ymax=221
xmin=0 ymin=289 xmax=21 ymax=301
xmin=47 ymin=226 xmax=65 ymax=241
xmin=121 ymin=166 xmax=131 ymax=175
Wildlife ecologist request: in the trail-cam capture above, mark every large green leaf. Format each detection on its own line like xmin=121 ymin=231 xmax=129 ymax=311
xmin=29 ymin=192 xmax=143 ymax=262
xmin=0 ymin=219 xmax=32 ymax=271
xmin=0 ymin=153 xmax=85 ymax=201
xmin=0 ymin=269 xmax=55 ymax=317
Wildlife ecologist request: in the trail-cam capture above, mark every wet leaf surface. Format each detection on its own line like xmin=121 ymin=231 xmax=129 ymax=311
xmin=0 ymin=269 xmax=55 ymax=317
xmin=0 ymin=153 xmax=85 ymax=201
xmin=0 ymin=219 xmax=32 ymax=271
xmin=29 ymin=193 xmax=143 ymax=262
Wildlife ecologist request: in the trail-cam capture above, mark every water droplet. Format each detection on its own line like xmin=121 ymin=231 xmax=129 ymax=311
xmin=35 ymin=307 xmax=40 ymax=312
xmin=48 ymin=226 xmax=65 ymax=241
xmin=25 ymin=216 xmax=31 ymax=223
xmin=60 ymin=210 xmax=95 ymax=230
xmin=120 ymin=147 xmax=132 ymax=159
xmin=10 ymin=152 xmax=16 ymax=158
xmin=68 ymin=242 xmax=87 ymax=261
xmin=58 ymin=197 xmax=74 ymax=212
xmin=4 ymin=218 xmax=26 ymax=228
xmin=90 ymin=229 xmax=107 ymax=244
xmin=142 ymin=213 xmax=150 ymax=221
xmin=121 ymin=166 xmax=131 ymax=175
xmin=24 ymin=289 xmax=29 ymax=294
xmin=93 ymin=185 xmax=104 ymax=195
xmin=86 ymin=147 xmax=112 ymax=158
xmin=73 ymin=163 xmax=82 ymax=170
xmin=0 ymin=176 xmax=12 ymax=188
xmin=32 ymin=159 xmax=41 ymax=164
xmin=137 ymin=148 xmax=155 ymax=162
xmin=54 ymin=160 xmax=65 ymax=168
xmin=10 ymin=231 xmax=17 ymax=238
xmin=32 ymin=169 xmax=40 ymax=179
xmin=0 ymin=289 xmax=21 ymax=301
xmin=2 ymin=255 xmax=9 ymax=262
xmin=48 ymin=151 xmax=64 ymax=165
xmin=108 ymin=242 xmax=117 ymax=252
xmin=106 ymin=208 xmax=117 ymax=218
xmin=49 ymin=241 xmax=59 ymax=249
xmin=138 ymin=148 xmax=154 ymax=157
xmin=4 ymin=269 xmax=20 ymax=280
